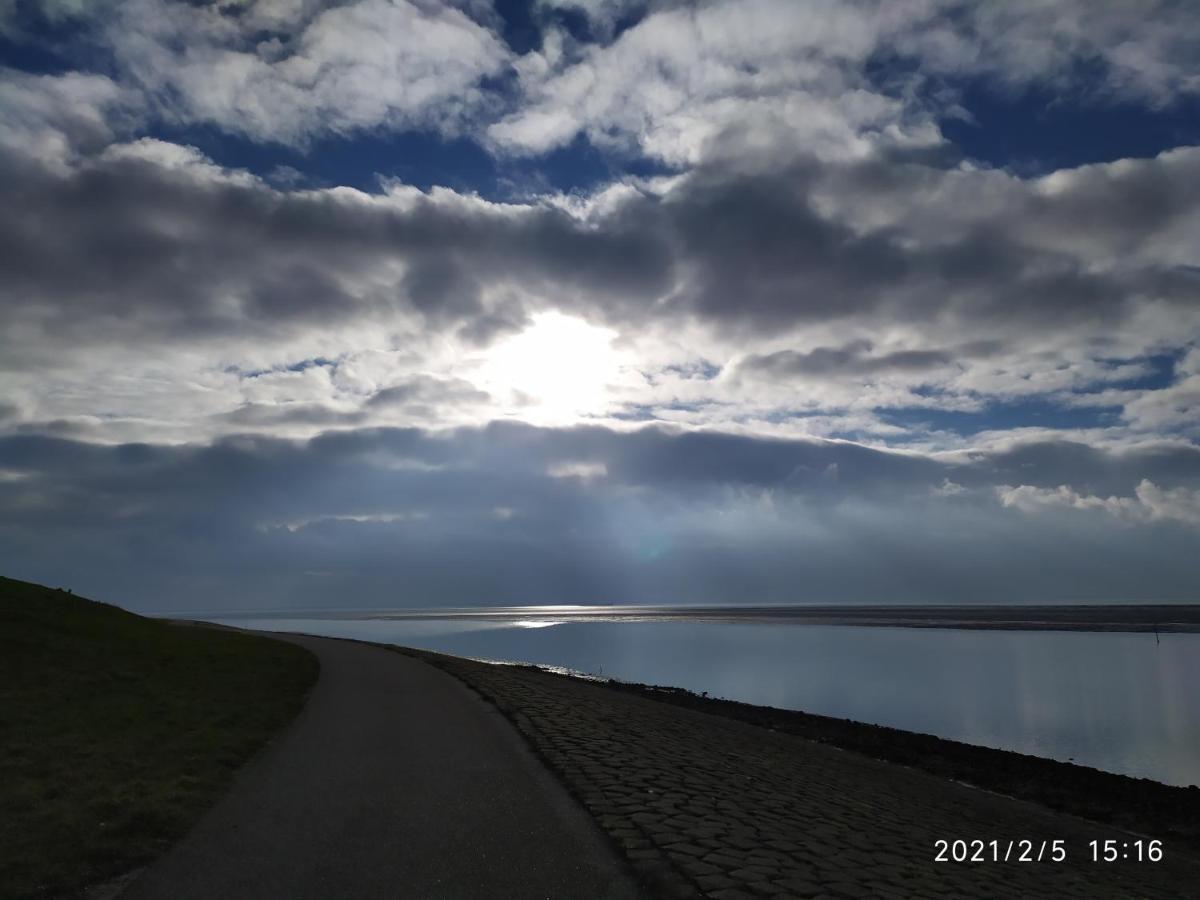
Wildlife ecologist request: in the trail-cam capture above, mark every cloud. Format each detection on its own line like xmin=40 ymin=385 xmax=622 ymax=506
xmin=0 ymin=135 xmax=673 ymax=357
xmin=365 ymin=375 xmax=491 ymax=409
xmin=490 ymin=0 xmax=922 ymax=164
xmin=534 ymin=0 xmax=662 ymax=40
xmin=492 ymin=0 xmax=1200 ymax=164
xmin=1 ymin=125 xmax=1198 ymax=447
xmin=1 ymin=425 xmax=1197 ymax=610
xmin=997 ymin=479 xmax=1200 ymax=526
xmin=996 ymin=483 xmax=1142 ymax=518
xmin=101 ymin=0 xmax=511 ymax=145
xmin=2 ymin=0 xmax=1199 ymax=612
xmin=737 ymin=340 xmax=958 ymax=380
xmin=9 ymin=0 xmax=1200 ymax=165
xmin=902 ymin=1 xmax=1200 ymax=106
xmin=0 ymin=69 xmax=138 ymax=166
xmin=1121 ymin=348 xmax=1200 ymax=434
xmin=1135 ymin=478 xmax=1200 ymax=524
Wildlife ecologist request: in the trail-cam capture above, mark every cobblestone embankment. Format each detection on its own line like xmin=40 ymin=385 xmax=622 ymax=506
xmin=403 ymin=649 xmax=1200 ymax=900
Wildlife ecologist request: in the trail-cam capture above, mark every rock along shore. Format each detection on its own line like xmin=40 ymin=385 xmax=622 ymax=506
xmin=400 ymin=647 xmax=1200 ymax=900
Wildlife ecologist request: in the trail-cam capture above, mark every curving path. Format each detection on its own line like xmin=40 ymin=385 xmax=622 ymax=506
xmin=121 ymin=634 xmax=642 ymax=900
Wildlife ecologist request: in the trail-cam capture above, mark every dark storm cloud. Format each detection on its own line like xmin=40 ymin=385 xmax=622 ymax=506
xmin=365 ymin=375 xmax=491 ymax=409
xmin=954 ymin=439 xmax=1200 ymax=496
xmin=401 ymin=255 xmax=486 ymax=321
xmin=220 ymin=402 xmax=364 ymax=429
xmin=0 ymin=424 xmax=1052 ymax=527
xmin=739 ymin=340 xmax=959 ymax=380
xmin=1024 ymin=153 xmax=1200 ymax=248
xmin=655 ymin=153 xmax=1200 ymax=337
xmin=215 ymin=376 xmax=491 ymax=430
xmin=662 ymin=164 xmax=910 ymax=326
xmin=2 ymin=424 xmax=1198 ymax=611
xmin=0 ymin=141 xmax=675 ymax=355
xmin=2 ymin=139 xmax=1198 ymax=365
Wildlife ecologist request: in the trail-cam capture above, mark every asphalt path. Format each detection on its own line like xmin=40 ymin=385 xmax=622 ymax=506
xmin=121 ymin=634 xmax=642 ymax=899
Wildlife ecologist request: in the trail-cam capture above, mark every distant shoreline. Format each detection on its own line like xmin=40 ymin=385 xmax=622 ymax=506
xmin=200 ymin=602 xmax=1200 ymax=633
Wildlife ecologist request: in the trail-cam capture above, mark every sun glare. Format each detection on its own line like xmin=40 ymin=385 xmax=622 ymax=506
xmin=481 ymin=312 xmax=620 ymax=420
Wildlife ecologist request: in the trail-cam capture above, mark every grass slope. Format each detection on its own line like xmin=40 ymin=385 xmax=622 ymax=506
xmin=0 ymin=577 xmax=318 ymax=898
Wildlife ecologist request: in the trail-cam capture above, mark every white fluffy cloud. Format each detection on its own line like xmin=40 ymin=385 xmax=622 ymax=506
xmin=490 ymin=0 xmax=926 ymax=164
xmin=6 ymin=0 xmax=1200 ymax=161
xmin=1122 ymin=348 xmax=1200 ymax=433
xmin=491 ymin=0 xmax=1200 ymax=164
xmin=0 ymin=69 xmax=137 ymax=166
xmin=105 ymin=0 xmax=511 ymax=144
xmin=902 ymin=1 xmax=1200 ymax=106
xmin=997 ymin=479 xmax=1200 ymax=526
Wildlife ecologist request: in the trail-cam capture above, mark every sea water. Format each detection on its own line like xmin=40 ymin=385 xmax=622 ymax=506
xmin=211 ymin=614 xmax=1200 ymax=787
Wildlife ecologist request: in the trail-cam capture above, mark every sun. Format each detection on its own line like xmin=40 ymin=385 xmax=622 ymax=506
xmin=481 ymin=312 xmax=620 ymax=420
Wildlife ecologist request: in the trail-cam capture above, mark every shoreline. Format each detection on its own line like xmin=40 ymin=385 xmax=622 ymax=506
xmin=559 ymin=663 xmax=1200 ymax=849
xmin=395 ymin=643 xmax=1200 ymax=898
xmin=397 ymin=646 xmax=1200 ymax=852
xmin=197 ymin=602 xmax=1200 ymax=633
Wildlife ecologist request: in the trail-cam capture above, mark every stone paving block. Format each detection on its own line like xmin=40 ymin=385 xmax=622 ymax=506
xmin=745 ymin=881 xmax=788 ymax=898
xmin=664 ymin=841 xmax=710 ymax=859
xmin=694 ymin=872 xmax=740 ymax=892
xmin=820 ymin=881 xmax=874 ymax=899
xmin=675 ymin=857 xmax=721 ymax=878
xmin=708 ymin=889 xmax=758 ymax=900
xmin=626 ymin=848 xmax=665 ymax=861
xmin=704 ymin=851 xmax=746 ymax=868
xmin=729 ymin=866 xmax=780 ymax=883
xmin=415 ymin=652 xmax=1200 ymax=900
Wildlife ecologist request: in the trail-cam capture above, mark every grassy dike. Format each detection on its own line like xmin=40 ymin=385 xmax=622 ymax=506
xmin=0 ymin=577 xmax=318 ymax=898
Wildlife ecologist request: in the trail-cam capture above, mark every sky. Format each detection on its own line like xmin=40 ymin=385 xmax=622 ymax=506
xmin=0 ymin=0 xmax=1198 ymax=613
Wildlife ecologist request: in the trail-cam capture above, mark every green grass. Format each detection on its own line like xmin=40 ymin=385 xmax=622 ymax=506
xmin=0 ymin=576 xmax=318 ymax=898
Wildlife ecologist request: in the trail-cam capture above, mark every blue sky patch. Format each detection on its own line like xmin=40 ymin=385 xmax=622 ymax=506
xmin=879 ymin=397 xmax=1125 ymax=436
xmin=940 ymin=79 xmax=1200 ymax=174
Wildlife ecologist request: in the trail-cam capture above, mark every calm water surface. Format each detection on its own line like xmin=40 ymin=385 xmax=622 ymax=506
xmin=215 ymin=616 xmax=1200 ymax=787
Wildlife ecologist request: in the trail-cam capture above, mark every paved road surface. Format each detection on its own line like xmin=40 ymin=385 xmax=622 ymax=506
xmin=122 ymin=634 xmax=642 ymax=900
